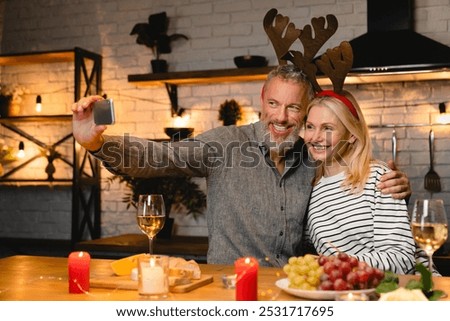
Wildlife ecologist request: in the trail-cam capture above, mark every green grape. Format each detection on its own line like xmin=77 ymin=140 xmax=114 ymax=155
xmin=284 ymin=255 xmax=323 ymax=290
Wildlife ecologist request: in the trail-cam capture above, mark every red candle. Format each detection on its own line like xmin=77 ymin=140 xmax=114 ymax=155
xmin=234 ymin=256 xmax=258 ymax=301
xmin=68 ymin=251 xmax=90 ymax=294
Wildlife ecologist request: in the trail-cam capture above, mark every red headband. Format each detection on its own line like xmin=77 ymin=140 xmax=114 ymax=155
xmin=316 ymin=90 xmax=359 ymax=120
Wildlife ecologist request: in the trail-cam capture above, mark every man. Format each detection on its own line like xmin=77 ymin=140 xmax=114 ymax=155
xmin=72 ymin=65 xmax=410 ymax=267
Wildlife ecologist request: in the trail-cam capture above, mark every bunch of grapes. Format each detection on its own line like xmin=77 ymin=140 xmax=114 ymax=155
xmin=283 ymin=253 xmax=385 ymax=291
xmin=282 ymin=254 xmax=323 ymax=290
xmin=317 ymin=253 xmax=385 ymax=291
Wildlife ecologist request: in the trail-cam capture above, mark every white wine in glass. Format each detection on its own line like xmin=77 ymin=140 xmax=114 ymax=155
xmin=137 ymin=194 xmax=166 ymax=254
xmin=411 ymin=199 xmax=448 ymax=273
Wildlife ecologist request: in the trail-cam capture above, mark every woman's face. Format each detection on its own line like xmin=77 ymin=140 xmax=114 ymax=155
xmin=304 ymin=104 xmax=351 ymax=166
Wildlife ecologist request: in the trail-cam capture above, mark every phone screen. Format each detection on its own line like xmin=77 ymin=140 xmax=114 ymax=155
xmin=93 ymin=99 xmax=115 ymax=125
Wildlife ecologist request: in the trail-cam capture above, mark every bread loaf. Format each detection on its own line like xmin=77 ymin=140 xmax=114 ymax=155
xmin=169 ymin=257 xmax=201 ymax=279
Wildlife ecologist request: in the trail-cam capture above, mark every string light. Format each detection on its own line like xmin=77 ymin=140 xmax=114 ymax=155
xmin=437 ymin=102 xmax=450 ymax=124
xmin=17 ymin=141 xmax=25 ymax=158
xmin=36 ymin=95 xmax=42 ymax=112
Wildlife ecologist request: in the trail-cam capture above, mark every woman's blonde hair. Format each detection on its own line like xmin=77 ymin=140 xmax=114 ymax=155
xmin=306 ymin=90 xmax=373 ymax=193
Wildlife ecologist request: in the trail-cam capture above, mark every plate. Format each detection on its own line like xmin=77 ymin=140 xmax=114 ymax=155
xmin=275 ymin=278 xmax=375 ymax=300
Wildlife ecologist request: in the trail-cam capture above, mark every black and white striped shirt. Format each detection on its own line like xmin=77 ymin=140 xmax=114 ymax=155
xmin=305 ymin=163 xmax=416 ymax=274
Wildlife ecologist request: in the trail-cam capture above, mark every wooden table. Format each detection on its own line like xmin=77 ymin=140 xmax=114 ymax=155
xmin=0 ymin=255 xmax=449 ymax=301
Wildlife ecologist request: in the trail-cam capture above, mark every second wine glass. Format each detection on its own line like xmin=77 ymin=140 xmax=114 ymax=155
xmin=411 ymin=199 xmax=448 ymax=273
xmin=136 ymin=194 xmax=166 ymax=254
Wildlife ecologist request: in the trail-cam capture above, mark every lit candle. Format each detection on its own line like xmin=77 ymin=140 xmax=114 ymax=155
xmin=68 ymin=251 xmax=90 ymax=294
xmin=335 ymin=292 xmax=369 ymax=301
xmin=139 ymin=256 xmax=167 ymax=296
xmin=234 ymin=256 xmax=258 ymax=301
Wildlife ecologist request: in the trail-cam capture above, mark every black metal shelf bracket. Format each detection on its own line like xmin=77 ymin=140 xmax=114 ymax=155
xmin=0 ymin=121 xmax=73 ymax=180
xmin=165 ymin=83 xmax=180 ymax=116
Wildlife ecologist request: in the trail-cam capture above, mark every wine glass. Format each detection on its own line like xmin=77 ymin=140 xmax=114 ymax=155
xmin=136 ymin=194 xmax=166 ymax=254
xmin=411 ymin=199 xmax=448 ymax=273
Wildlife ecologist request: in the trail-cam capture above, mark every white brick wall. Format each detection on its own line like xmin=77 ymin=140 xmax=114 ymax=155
xmin=0 ymin=0 xmax=449 ymax=240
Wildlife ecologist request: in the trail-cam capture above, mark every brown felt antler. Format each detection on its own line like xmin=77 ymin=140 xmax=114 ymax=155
xmin=264 ymin=10 xmax=339 ymax=92
xmin=289 ymin=14 xmax=338 ymax=92
xmin=263 ymin=8 xmax=302 ymax=65
xmin=315 ymin=41 xmax=353 ymax=93
xmin=300 ymin=15 xmax=338 ymax=61
xmin=263 ymin=10 xmax=353 ymax=93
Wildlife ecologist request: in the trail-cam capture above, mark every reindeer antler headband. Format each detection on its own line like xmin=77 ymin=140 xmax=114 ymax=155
xmin=263 ymin=9 xmax=357 ymax=118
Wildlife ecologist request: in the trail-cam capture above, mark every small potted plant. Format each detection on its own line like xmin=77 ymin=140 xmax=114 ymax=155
xmin=130 ymin=11 xmax=188 ymax=73
xmin=0 ymin=83 xmax=27 ymax=117
xmin=218 ymin=99 xmax=242 ymax=126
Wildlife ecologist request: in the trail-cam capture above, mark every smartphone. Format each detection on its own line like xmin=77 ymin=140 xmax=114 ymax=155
xmin=93 ymin=98 xmax=115 ymax=125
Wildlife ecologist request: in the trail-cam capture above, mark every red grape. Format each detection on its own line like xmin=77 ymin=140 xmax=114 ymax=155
xmin=374 ymin=268 xmax=385 ymax=280
xmin=346 ymin=271 xmax=358 ymax=286
xmin=333 ymin=278 xmax=348 ymax=291
xmin=323 ymin=262 xmax=335 ymax=275
xmin=339 ymin=261 xmax=352 ymax=275
xmin=348 ymin=256 xmax=359 ymax=267
xmin=371 ymin=278 xmax=380 ymax=287
xmin=318 ymin=280 xmax=333 ymax=291
xmin=357 ymin=270 xmax=369 ymax=283
xmin=318 ymin=255 xmax=328 ymax=266
xmin=337 ymin=252 xmax=349 ymax=262
xmin=328 ymin=269 xmax=343 ymax=282
xmin=320 ymin=273 xmax=329 ymax=282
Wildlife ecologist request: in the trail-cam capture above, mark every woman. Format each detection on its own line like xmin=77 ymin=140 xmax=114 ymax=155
xmin=303 ymin=90 xmax=417 ymax=274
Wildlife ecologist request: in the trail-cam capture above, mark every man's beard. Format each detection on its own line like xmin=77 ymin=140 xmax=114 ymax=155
xmin=261 ymin=121 xmax=301 ymax=155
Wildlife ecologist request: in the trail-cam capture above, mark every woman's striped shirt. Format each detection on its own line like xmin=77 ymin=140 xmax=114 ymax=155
xmin=304 ymin=162 xmax=416 ymax=274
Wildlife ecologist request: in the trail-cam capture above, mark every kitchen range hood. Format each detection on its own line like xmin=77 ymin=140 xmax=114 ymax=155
xmin=342 ymin=0 xmax=450 ymax=83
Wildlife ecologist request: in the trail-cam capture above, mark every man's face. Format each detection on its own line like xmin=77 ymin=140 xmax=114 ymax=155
xmin=260 ymin=76 xmax=310 ymax=146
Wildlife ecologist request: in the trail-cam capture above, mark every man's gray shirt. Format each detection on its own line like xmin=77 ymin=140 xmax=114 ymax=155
xmin=93 ymin=121 xmax=315 ymax=267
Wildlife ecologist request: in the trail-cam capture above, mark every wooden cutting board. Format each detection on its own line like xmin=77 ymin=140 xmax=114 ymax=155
xmin=90 ymin=274 xmax=213 ymax=293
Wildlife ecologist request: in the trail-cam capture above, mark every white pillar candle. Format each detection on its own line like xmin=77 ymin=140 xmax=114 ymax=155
xmin=138 ymin=255 xmax=169 ymax=298
xmin=141 ymin=261 xmax=165 ymax=294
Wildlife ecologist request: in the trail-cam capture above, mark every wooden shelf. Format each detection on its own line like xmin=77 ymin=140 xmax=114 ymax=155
xmin=0 ymin=49 xmax=76 ymax=65
xmin=0 ymin=115 xmax=72 ymax=123
xmin=128 ymin=66 xmax=275 ymax=86
xmin=128 ymin=66 xmax=450 ymax=87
